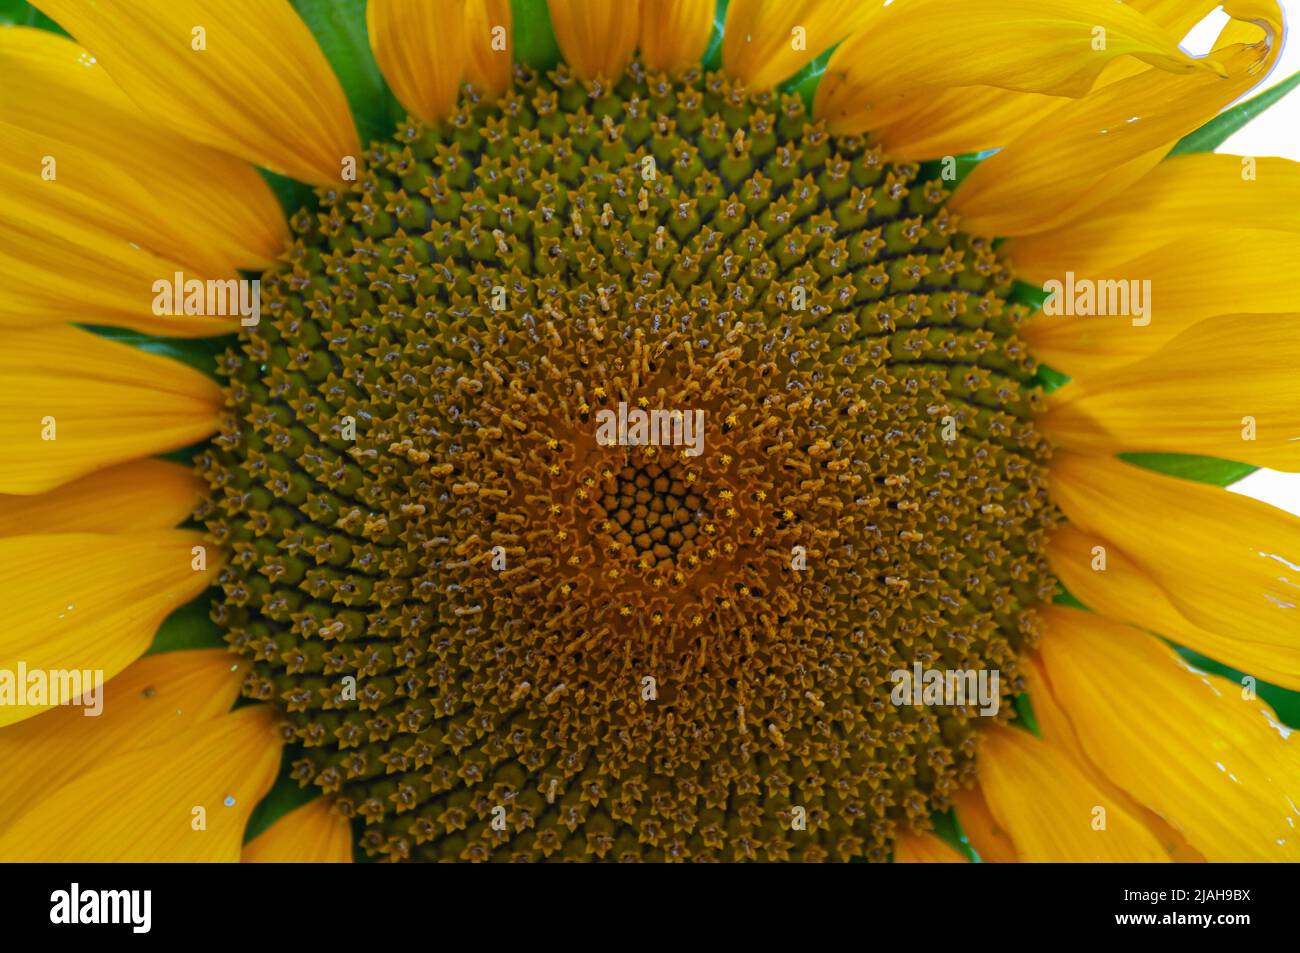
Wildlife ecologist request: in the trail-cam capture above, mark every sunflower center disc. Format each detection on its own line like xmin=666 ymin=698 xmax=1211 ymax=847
xmin=198 ymin=63 xmax=1059 ymax=862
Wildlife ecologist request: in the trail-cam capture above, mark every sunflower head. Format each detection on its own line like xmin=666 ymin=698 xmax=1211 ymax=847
xmin=195 ymin=46 xmax=1065 ymax=861
xmin=3 ymin=0 xmax=1298 ymax=866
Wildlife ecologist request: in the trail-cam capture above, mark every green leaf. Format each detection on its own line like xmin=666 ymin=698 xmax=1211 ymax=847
xmin=1118 ymin=452 xmax=1256 ymax=487
xmin=1169 ymin=70 xmax=1300 ymax=156
xmin=146 ymin=593 xmax=227 ymax=655
xmin=511 ymin=0 xmax=561 ymax=71
xmin=243 ymin=749 xmax=333 ymax=845
xmin=290 ymin=0 xmax=399 ymax=145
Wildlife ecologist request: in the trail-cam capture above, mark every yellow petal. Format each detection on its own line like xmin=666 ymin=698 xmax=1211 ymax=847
xmin=950 ymin=3 xmax=1281 ymax=236
xmin=0 ymin=531 xmax=218 ymax=726
xmin=547 ymin=0 xmax=640 ymax=82
xmin=1093 ymin=2 xmax=1259 ymax=91
xmin=0 ymin=212 xmax=244 ymax=337
xmin=369 ymin=0 xmax=467 ymax=126
xmin=1081 ymin=16 xmax=1264 ymax=94
xmin=31 ymin=0 xmax=358 ymax=185
xmin=0 ymin=649 xmax=242 ymax=829
xmin=1128 ymin=0 xmax=1232 ymax=39
xmin=869 ymin=86 xmax=1069 ymax=163
xmin=0 ymin=705 xmax=280 ymax=861
xmin=723 ymin=0 xmax=873 ymax=91
xmin=814 ymin=0 xmax=1214 ymax=135
xmin=1042 ymin=313 xmax=1300 ymax=470
xmin=868 ymin=10 xmax=1247 ymax=164
xmin=866 ymin=37 xmax=1202 ymax=163
xmin=1023 ymin=231 xmax=1300 ymax=377
xmin=1004 ymin=155 xmax=1300 ymax=283
xmin=977 ymin=724 xmax=1170 ymax=861
xmin=0 ymin=27 xmax=287 ymax=275
xmin=0 ymin=326 xmax=222 ymax=494
xmin=1050 ymin=523 xmax=1300 ymax=691
xmin=951 ymin=785 xmax=1019 ymax=862
xmin=893 ymin=831 xmax=966 ymax=863
xmin=1039 ymin=606 xmax=1300 ymax=861
xmin=464 ymin=0 xmax=513 ymax=98
xmin=639 ymin=0 xmax=714 ymax=75
xmin=0 ymin=459 xmax=203 ymax=536
xmin=1050 ymin=452 xmax=1300 ymax=676
xmin=243 ymin=799 xmax=353 ymax=863
xmin=1021 ymin=652 xmax=1207 ymax=861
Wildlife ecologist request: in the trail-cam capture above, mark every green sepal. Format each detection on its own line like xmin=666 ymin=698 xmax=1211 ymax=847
xmin=1032 ymin=364 xmax=1071 ymax=394
xmin=779 ymin=46 xmax=836 ymax=110
xmin=290 ymin=0 xmax=401 ymax=145
xmin=1059 ymin=570 xmax=1300 ymax=732
xmin=1174 ymin=647 xmax=1300 ymax=730
xmin=145 ymin=592 xmax=227 ymax=655
xmin=261 ymin=167 xmax=320 ymax=219
xmin=80 ymin=324 xmax=233 ymax=378
xmin=1119 ymin=452 xmax=1256 ymax=487
xmin=1004 ymin=281 xmax=1072 ymax=393
xmin=701 ymin=0 xmax=729 ymax=72
xmin=929 ymin=808 xmax=981 ymax=863
xmin=1169 ymin=70 xmax=1300 ymax=157
xmin=919 ymin=153 xmax=988 ymax=189
xmin=0 ymin=0 xmax=66 ymax=33
xmin=1012 ymin=691 xmax=1042 ymax=737
xmin=511 ymin=0 xmax=561 ymax=71
xmin=1052 ymin=583 xmax=1087 ymax=611
xmin=157 ymin=441 xmax=208 ymax=466
xmin=243 ymin=749 xmax=332 ymax=845
xmin=1008 ymin=279 xmax=1049 ymax=310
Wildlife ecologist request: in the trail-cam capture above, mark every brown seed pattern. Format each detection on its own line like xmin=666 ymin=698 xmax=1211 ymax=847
xmin=197 ymin=63 xmax=1059 ymax=862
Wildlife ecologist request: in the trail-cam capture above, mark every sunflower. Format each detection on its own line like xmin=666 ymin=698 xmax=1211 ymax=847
xmin=1 ymin=0 xmax=1297 ymax=864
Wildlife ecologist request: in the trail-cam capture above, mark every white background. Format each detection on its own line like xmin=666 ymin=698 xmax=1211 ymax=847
xmin=1185 ymin=2 xmax=1300 ymax=514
